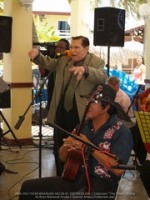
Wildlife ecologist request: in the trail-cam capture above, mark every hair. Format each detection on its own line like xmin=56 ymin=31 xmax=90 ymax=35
xmin=71 ymin=36 xmax=90 ymax=47
xmin=101 ymin=101 xmax=117 ymax=115
xmin=58 ymin=38 xmax=70 ymax=50
xmin=137 ymin=55 xmax=145 ymax=65
xmin=106 ymin=76 xmax=120 ymax=86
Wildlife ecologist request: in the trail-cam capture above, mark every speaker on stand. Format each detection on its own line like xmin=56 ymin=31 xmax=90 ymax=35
xmin=0 ymin=16 xmax=12 ymax=53
xmin=93 ymin=7 xmax=125 ymax=76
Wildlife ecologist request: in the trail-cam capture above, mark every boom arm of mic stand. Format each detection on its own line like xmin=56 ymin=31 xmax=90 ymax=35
xmin=48 ymin=123 xmax=137 ymax=170
xmin=111 ymin=164 xmax=137 ymax=170
xmin=47 ymin=122 xmax=119 ymax=161
xmin=14 ymin=98 xmax=35 ymax=130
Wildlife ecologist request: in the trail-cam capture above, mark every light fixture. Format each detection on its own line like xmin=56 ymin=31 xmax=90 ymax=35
xmin=139 ymin=3 xmax=150 ymax=17
xmin=19 ymin=0 xmax=34 ymax=11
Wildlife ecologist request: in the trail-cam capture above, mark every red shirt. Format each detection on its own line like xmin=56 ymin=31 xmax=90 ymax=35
xmin=138 ymin=88 xmax=150 ymax=99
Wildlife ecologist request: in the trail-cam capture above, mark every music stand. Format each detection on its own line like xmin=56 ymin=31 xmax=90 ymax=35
xmin=135 ymin=111 xmax=150 ymax=153
xmin=135 ymin=111 xmax=150 ymax=197
xmin=0 ymin=77 xmax=21 ymax=150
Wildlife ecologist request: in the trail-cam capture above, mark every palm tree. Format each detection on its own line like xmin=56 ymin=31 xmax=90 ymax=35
xmin=68 ymin=0 xmax=146 ymax=19
xmin=118 ymin=0 xmax=147 ymax=18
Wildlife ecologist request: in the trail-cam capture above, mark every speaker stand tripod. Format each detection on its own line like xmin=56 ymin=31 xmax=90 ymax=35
xmin=0 ymin=77 xmax=21 ymax=174
xmin=0 ymin=161 xmax=18 ymax=175
xmin=0 ymin=111 xmax=21 ymax=174
xmin=0 ymin=110 xmax=22 ymax=151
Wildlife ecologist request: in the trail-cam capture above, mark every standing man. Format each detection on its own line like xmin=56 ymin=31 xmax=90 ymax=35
xmin=29 ymin=36 xmax=107 ymax=176
xmin=19 ymin=84 xmax=133 ymax=200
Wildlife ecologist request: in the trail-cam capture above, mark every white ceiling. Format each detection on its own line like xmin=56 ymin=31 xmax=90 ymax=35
xmin=33 ymin=0 xmax=71 ymax=12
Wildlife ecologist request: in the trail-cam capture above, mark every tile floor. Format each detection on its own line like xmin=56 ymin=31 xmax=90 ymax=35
xmin=0 ymin=125 xmax=149 ymax=200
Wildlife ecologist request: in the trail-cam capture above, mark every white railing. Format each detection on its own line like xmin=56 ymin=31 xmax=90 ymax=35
xmin=55 ymin=30 xmax=70 ymax=40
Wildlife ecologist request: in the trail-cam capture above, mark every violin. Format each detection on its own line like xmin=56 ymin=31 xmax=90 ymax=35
xmin=62 ymin=86 xmax=100 ymax=181
xmin=62 ymin=103 xmax=90 ymax=181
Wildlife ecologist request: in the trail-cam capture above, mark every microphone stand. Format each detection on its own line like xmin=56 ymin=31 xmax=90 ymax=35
xmin=126 ymin=84 xmax=142 ymax=116
xmin=47 ymin=122 xmax=115 ymax=154
xmin=14 ymin=58 xmax=58 ymax=178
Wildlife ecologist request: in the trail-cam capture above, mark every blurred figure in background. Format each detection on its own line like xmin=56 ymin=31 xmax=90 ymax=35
xmin=38 ymin=39 xmax=70 ymax=118
xmin=107 ymin=76 xmax=134 ymax=118
xmin=136 ymin=87 xmax=150 ymax=112
xmin=133 ymin=55 xmax=146 ymax=85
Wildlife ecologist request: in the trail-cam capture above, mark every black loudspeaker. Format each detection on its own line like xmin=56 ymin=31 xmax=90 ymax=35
xmin=94 ymin=7 xmax=125 ymax=47
xmin=0 ymin=90 xmax=11 ymax=108
xmin=0 ymin=78 xmax=11 ymax=108
xmin=0 ymin=16 xmax=12 ymax=53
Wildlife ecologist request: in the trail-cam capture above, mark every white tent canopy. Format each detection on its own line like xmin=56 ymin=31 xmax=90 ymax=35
xmin=90 ymin=40 xmax=143 ymax=67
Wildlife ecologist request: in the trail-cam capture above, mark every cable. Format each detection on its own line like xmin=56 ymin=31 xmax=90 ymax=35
xmin=81 ymin=145 xmax=91 ymax=194
xmin=1 ymin=147 xmax=39 ymax=200
xmin=8 ymin=164 xmax=39 ymax=200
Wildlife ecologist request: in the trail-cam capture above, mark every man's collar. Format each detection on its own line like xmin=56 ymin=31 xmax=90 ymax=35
xmin=74 ymin=54 xmax=88 ymax=66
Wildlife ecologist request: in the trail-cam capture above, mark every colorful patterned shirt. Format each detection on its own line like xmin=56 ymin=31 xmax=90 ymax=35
xmin=79 ymin=114 xmax=133 ymax=180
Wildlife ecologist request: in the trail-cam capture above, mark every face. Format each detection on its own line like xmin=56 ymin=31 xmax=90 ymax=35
xmin=136 ymin=57 xmax=142 ymax=64
xmin=87 ymin=100 xmax=110 ymax=120
xmin=70 ymin=39 xmax=89 ymax=61
xmin=55 ymin=41 xmax=67 ymax=54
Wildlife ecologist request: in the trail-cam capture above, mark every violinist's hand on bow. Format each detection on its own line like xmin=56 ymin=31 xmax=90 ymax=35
xmin=78 ymin=134 xmax=91 ymax=146
xmin=63 ymin=129 xmax=91 ymax=151
xmin=59 ymin=129 xmax=90 ymax=162
xmin=63 ymin=129 xmax=82 ymax=151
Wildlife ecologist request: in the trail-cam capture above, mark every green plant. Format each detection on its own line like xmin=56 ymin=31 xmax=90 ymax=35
xmin=34 ymin=16 xmax=61 ymax=42
xmin=0 ymin=0 xmax=3 ymax=15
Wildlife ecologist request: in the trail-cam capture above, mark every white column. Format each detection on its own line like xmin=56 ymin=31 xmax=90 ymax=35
xmin=3 ymin=0 xmax=33 ymax=143
xmin=144 ymin=0 xmax=150 ymax=89
xmin=70 ymin=0 xmax=90 ymax=37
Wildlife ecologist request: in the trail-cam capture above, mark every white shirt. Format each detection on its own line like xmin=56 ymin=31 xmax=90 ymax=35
xmin=115 ymin=88 xmax=134 ymax=117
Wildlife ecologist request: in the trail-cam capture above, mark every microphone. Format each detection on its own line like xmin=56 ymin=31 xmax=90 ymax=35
xmin=111 ymin=164 xmax=136 ymax=170
xmin=56 ymin=50 xmax=71 ymax=58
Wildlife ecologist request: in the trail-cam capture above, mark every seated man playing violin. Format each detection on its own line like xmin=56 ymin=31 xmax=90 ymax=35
xmin=19 ymin=84 xmax=133 ymax=200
